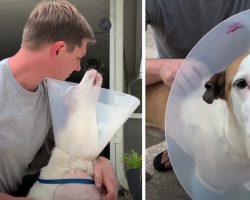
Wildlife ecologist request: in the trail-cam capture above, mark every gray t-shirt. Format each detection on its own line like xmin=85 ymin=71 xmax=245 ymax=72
xmin=0 ymin=59 xmax=52 ymax=192
xmin=146 ymin=0 xmax=250 ymax=58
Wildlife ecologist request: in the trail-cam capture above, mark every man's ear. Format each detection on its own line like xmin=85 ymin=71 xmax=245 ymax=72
xmin=202 ymin=70 xmax=226 ymax=104
xmin=51 ymin=41 xmax=66 ymax=58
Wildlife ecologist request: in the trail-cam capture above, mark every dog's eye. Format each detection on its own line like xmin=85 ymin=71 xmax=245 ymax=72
xmin=233 ymin=79 xmax=247 ymax=89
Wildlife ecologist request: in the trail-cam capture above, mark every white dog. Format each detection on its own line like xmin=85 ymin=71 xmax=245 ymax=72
xmin=180 ymin=54 xmax=250 ymax=191
xmin=28 ymin=69 xmax=103 ymax=200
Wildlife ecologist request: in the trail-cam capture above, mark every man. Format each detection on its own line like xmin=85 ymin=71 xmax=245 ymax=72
xmin=146 ymin=0 xmax=250 ymax=171
xmin=0 ymin=1 xmax=117 ymax=199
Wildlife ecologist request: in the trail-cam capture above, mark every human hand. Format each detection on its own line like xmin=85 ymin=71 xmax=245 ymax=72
xmin=146 ymin=58 xmax=184 ymax=86
xmin=94 ymin=157 xmax=118 ymax=200
xmin=160 ymin=59 xmax=184 ymax=87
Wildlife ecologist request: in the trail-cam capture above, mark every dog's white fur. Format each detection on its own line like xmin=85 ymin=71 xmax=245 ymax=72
xmin=180 ymin=54 xmax=250 ymax=190
xmin=28 ymin=70 xmax=102 ymax=200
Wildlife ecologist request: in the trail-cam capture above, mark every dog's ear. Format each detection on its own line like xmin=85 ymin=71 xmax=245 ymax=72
xmin=202 ymin=70 xmax=226 ymax=104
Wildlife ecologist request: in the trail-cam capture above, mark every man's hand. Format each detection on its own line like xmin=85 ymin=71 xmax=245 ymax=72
xmin=94 ymin=157 xmax=118 ymax=200
xmin=146 ymin=58 xmax=184 ymax=86
xmin=160 ymin=59 xmax=184 ymax=87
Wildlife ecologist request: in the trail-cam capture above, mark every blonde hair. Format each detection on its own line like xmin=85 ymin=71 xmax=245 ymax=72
xmin=21 ymin=0 xmax=95 ymax=51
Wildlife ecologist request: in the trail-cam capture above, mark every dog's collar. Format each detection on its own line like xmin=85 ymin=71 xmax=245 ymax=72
xmin=38 ymin=178 xmax=95 ymax=185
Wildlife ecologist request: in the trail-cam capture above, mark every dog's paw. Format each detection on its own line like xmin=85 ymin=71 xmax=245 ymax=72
xmin=64 ymin=69 xmax=103 ymax=113
xmin=77 ymin=69 xmax=103 ymax=105
xmin=80 ymin=69 xmax=102 ymax=88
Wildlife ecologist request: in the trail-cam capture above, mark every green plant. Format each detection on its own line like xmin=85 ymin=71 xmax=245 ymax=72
xmin=122 ymin=150 xmax=142 ymax=169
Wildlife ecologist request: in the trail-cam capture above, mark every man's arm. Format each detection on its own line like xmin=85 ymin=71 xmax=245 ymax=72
xmin=94 ymin=157 xmax=118 ymax=200
xmin=0 ymin=193 xmax=33 ymax=200
xmin=146 ymin=58 xmax=184 ymax=86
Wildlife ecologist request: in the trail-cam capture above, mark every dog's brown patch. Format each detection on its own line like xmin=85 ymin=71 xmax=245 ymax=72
xmin=225 ymin=54 xmax=248 ymax=109
xmin=203 ymin=54 xmax=249 ymax=108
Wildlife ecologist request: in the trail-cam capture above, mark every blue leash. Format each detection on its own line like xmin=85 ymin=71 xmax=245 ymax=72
xmin=38 ymin=178 xmax=95 ymax=185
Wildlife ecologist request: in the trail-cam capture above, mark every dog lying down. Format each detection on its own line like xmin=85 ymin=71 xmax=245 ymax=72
xmin=28 ymin=70 xmax=103 ymax=200
xmin=180 ymin=54 xmax=250 ymax=191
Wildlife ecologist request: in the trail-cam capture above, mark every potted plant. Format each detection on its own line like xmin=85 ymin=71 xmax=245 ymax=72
xmin=122 ymin=150 xmax=142 ymax=200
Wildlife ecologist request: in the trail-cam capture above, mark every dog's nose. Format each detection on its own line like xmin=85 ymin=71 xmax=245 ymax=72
xmin=203 ymin=82 xmax=215 ymax=104
xmin=205 ymin=82 xmax=213 ymax=90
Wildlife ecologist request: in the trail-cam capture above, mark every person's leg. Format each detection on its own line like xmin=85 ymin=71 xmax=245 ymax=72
xmin=146 ymin=82 xmax=169 ymax=130
xmin=146 ymin=82 xmax=172 ymax=171
xmin=153 ymin=150 xmax=172 ymax=171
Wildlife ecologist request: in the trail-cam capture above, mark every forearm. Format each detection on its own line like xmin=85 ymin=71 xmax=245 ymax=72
xmin=0 ymin=193 xmax=14 ymax=200
xmin=0 ymin=193 xmax=18 ymax=200
xmin=146 ymin=58 xmax=165 ymax=85
xmin=0 ymin=192 xmax=33 ymax=200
